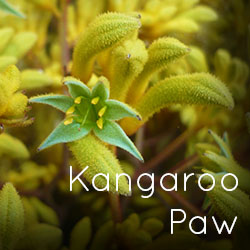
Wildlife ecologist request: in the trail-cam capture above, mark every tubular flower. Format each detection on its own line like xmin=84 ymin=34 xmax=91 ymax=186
xmin=70 ymin=13 xmax=234 ymax=136
xmin=72 ymin=12 xmax=141 ymax=82
xmin=121 ymin=73 xmax=234 ymax=135
xmin=29 ymin=77 xmax=143 ymax=161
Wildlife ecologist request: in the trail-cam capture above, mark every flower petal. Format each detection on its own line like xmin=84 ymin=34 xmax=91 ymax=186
xmin=38 ymin=121 xmax=92 ymax=151
xmin=92 ymin=80 xmax=109 ymax=100
xmin=29 ymin=94 xmax=74 ymax=113
xmin=93 ymin=120 xmax=143 ymax=161
xmin=105 ymin=100 xmax=141 ymax=121
xmin=64 ymin=77 xmax=91 ymax=98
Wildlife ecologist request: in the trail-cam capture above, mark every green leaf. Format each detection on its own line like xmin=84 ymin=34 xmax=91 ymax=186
xmin=105 ymin=100 xmax=141 ymax=121
xmin=0 ymin=0 xmax=25 ymax=18
xmin=64 ymin=78 xmax=91 ymax=99
xmin=93 ymin=120 xmax=143 ymax=161
xmin=29 ymin=94 xmax=74 ymax=113
xmin=92 ymin=81 xmax=109 ymax=100
xmin=38 ymin=121 xmax=92 ymax=151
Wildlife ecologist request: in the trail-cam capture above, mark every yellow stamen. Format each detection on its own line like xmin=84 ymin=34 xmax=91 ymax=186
xmin=91 ymin=97 xmax=100 ymax=105
xmin=64 ymin=117 xmax=73 ymax=125
xmin=96 ymin=117 xmax=103 ymax=129
xmin=98 ymin=106 xmax=107 ymax=117
xmin=74 ymin=96 xmax=82 ymax=104
xmin=66 ymin=106 xmax=75 ymax=115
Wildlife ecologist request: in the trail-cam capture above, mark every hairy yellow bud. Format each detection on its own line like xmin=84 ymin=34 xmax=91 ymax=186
xmin=0 ymin=65 xmax=21 ymax=116
xmin=68 ymin=134 xmax=130 ymax=195
xmin=122 ymin=73 xmax=234 ymax=134
xmin=0 ymin=77 xmax=11 ymax=116
xmin=127 ymin=37 xmax=189 ymax=104
xmin=0 ymin=183 xmax=24 ymax=250
xmin=72 ymin=12 xmax=141 ymax=82
xmin=4 ymin=93 xmax=28 ymax=118
xmin=109 ymin=39 xmax=148 ymax=101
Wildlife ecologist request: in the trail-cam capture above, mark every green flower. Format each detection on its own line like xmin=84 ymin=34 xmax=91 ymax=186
xmin=29 ymin=77 xmax=143 ymax=161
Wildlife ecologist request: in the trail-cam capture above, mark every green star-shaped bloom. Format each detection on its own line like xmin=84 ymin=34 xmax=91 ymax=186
xmin=29 ymin=77 xmax=143 ymax=161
